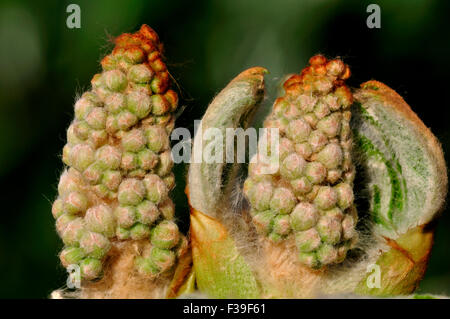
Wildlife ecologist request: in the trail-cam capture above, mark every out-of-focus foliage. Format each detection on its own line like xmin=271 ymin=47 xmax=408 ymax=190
xmin=0 ymin=0 xmax=448 ymax=297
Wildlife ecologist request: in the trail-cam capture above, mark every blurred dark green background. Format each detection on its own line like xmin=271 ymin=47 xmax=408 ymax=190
xmin=0 ymin=0 xmax=449 ymax=298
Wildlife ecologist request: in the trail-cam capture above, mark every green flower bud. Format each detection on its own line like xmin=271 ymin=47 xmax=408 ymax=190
xmin=56 ymin=213 xmax=77 ymax=235
xmin=80 ymin=258 xmax=103 ymax=280
xmin=96 ymin=145 xmax=122 ymax=170
xmin=252 ymin=210 xmax=276 ymax=235
xmin=52 ymin=198 xmax=65 ymax=219
xmin=313 ymin=100 xmax=330 ymax=119
xmin=135 ymin=256 xmax=159 ymax=275
xmin=246 ymin=180 xmax=273 ymax=211
xmin=148 ymin=247 xmax=176 ymax=273
xmin=60 ymin=246 xmax=85 ymax=267
xmin=150 ymin=94 xmax=170 ymax=115
xmin=74 ymin=97 xmax=96 ymax=120
xmin=298 ymin=251 xmax=319 ymax=268
xmin=117 ymin=110 xmax=138 ymax=131
xmin=61 ymin=217 xmax=86 ymax=246
xmin=143 ymin=174 xmax=168 ymax=204
xmin=316 ymin=143 xmax=343 ymax=169
xmin=280 ymin=153 xmax=306 ymax=180
xmin=314 ymin=186 xmax=338 ymax=210
xmin=138 ymin=148 xmax=158 ymax=170
xmin=158 ymin=199 xmax=175 ymax=220
xmin=120 ymin=151 xmax=139 ymax=171
xmin=272 ymin=215 xmax=291 ymax=236
xmin=88 ymin=129 xmax=108 ymax=148
xmin=295 ymin=142 xmax=312 ymax=159
xmin=269 ymin=187 xmax=296 ymax=214
xmin=127 ymin=90 xmax=151 ymax=118
xmin=128 ymin=64 xmax=154 ymax=83
xmin=63 ymin=191 xmax=88 ymax=215
xmin=279 ymin=137 xmax=295 ymax=160
xmin=103 ymin=69 xmax=127 ymax=92
xmin=290 ymin=202 xmax=319 ymax=231
xmin=69 ymin=144 xmax=95 ymax=172
xmin=105 ymin=93 xmax=126 ymax=114
xmin=106 ymin=115 xmax=119 ymax=134
xmin=286 ymin=119 xmax=311 ymax=143
xmin=145 ymin=125 xmax=169 ymax=153
xmin=85 ymin=204 xmax=116 ymax=237
xmin=80 ymin=231 xmax=111 ymax=259
xmin=115 ymin=206 xmax=136 ymax=228
xmin=308 ymin=130 xmax=328 ymax=153
xmin=122 ymin=128 xmax=146 ymax=152
xmin=296 ymin=94 xmax=317 ymax=113
xmin=123 ymin=47 xmax=145 ymax=64
xmin=317 ymin=112 xmax=342 ymax=138
xmin=334 ymin=182 xmax=354 ymax=210
xmin=155 ymin=150 xmax=173 ymax=176
xmin=295 ymin=228 xmax=321 ymax=252
xmin=305 ymin=162 xmax=327 ymax=184
xmin=150 ymin=220 xmax=180 ymax=249
xmin=316 ymin=243 xmax=338 ymax=266
xmin=116 ymin=226 xmax=131 ymax=240
xmin=290 ymin=177 xmax=312 ymax=196
xmin=72 ymin=121 xmax=90 ymax=141
xmin=130 ymin=223 xmax=151 ymax=240
xmin=163 ymin=173 xmax=176 ymax=191
xmin=83 ymin=162 xmax=104 ymax=185
xmin=118 ymin=178 xmax=146 ymax=205
xmin=136 ymin=200 xmax=159 ymax=225
xmin=101 ymin=170 xmax=122 ymax=191
xmin=316 ymin=215 xmax=342 ymax=244
xmin=268 ymin=232 xmax=284 ymax=243
xmin=85 ymin=107 xmax=107 ymax=130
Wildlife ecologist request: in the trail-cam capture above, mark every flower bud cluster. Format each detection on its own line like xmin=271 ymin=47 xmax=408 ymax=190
xmin=244 ymin=55 xmax=357 ymax=268
xmin=53 ymin=25 xmax=185 ymax=280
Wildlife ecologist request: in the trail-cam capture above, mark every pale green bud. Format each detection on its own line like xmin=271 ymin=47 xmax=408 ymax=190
xmin=127 ymin=90 xmax=151 ymax=119
xmin=122 ymin=128 xmax=146 ymax=152
xmin=158 ymin=198 xmax=175 ymax=220
xmin=117 ymin=111 xmax=138 ymax=131
xmin=114 ymin=206 xmax=136 ymax=228
xmin=130 ymin=223 xmax=151 ymax=240
xmin=252 ymin=210 xmax=276 ymax=235
xmin=290 ymin=202 xmax=319 ymax=231
xmin=52 ymin=199 xmax=65 ymax=219
xmin=316 ymin=143 xmax=343 ymax=169
xmin=295 ymin=228 xmax=321 ymax=252
xmin=118 ymin=178 xmax=146 ymax=206
xmin=105 ymin=92 xmax=126 ymax=114
xmin=305 ymin=162 xmax=327 ymax=184
xmin=85 ymin=204 xmax=116 ymax=237
xmin=61 ymin=217 xmax=86 ymax=246
xmin=270 ymin=187 xmax=296 ymax=214
xmin=80 ymin=232 xmax=111 ymax=259
xmin=103 ymin=69 xmax=127 ymax=92
xmin=143 ymin=174 xmax=169 ymax=204
xmin=96 ymin=145 xmax=122 ymax=170
xmin=85 ymin=107 xmax=107 ymax=130
xmin=272 ymin=215 xmax=291 ymax=236
xmin=314 ymin=186 xmax=338 ymax=210
xmin=69 ymin=144 xmax=95 ymax=172
xmin=102 ymin=170 xmax=122 ymax=191
xmin=137 ymin=149 xmax=158 ymax=170
xmin=280 ymin=153 xmax=306 ymax=180
xmin=136 ymin=200 xmax=159 ymax=225
xmin=63 ymin=191 xmax=88 ymax=215
xmin=334 ymin=182 xmax=354 ymax=210
xmin=145 ymin=125 xmax=169 ymax=153
xmin=80 ymin=258 xmax=103 ymax=280
xmin=316 ymin=215 xmax=342 ymax=245
xmin=120 ymin=151 xmax=139 ymax=171
xmin=316 ymin=243 xmax=338 ymax=266
xmin=286 ymin=118 xmax=311 ymax=143
xmin=150 ymin=220 xmax=180 ymax=249
xmin=60 ymin=246 xmax=85 ymax=267
xmin=155 ymin=150 xmax=173 ymax=176
xmin=128 ymin=64 xmax=154 ymax=83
